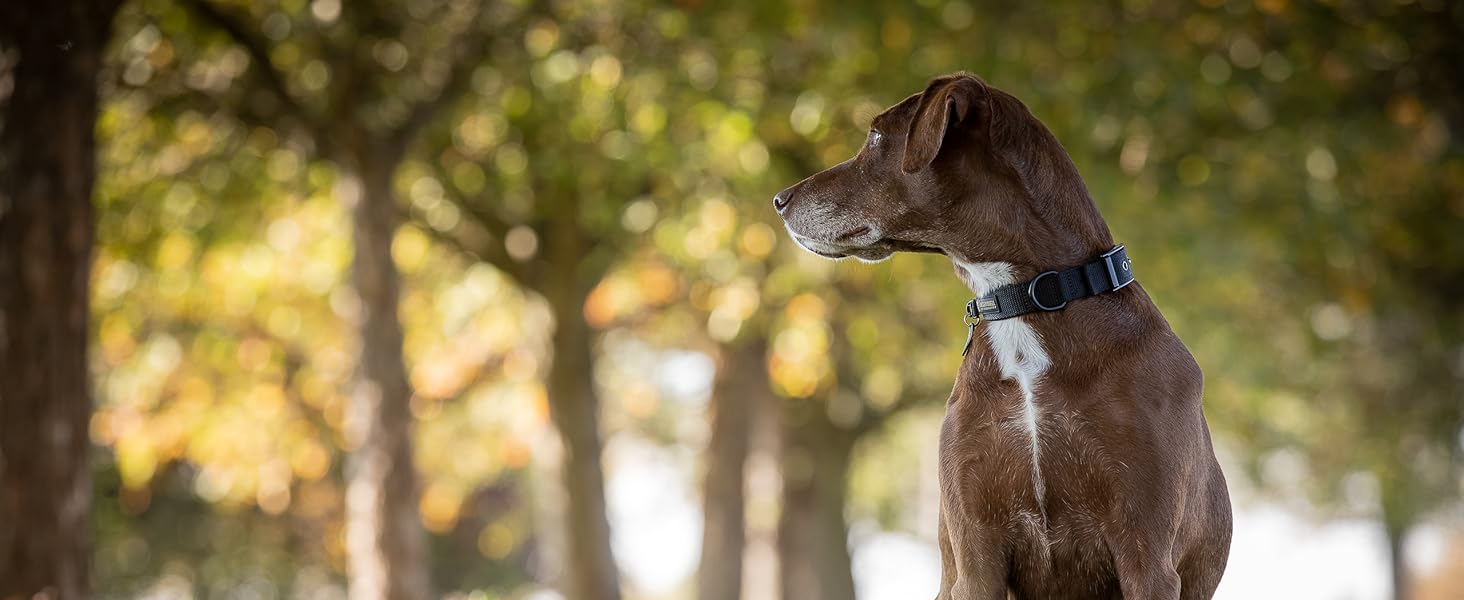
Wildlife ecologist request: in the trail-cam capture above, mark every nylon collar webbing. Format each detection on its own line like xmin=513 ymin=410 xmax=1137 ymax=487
xmin=968 ymin=245 xmax=1136 ymax=323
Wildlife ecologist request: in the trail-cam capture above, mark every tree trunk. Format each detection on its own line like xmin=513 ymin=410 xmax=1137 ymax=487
xmin=342 ymin=156 xmax=430 ymax=600
xmin=540 ymin=221 xmax=620 ymax=600
xmin=1379 ymin=475 xmax=1417 ymax=600
xmin=777 ymin=401 xmax=857 ymax=600
xmin=697 ymin=339 xmax=769 ymax=600
xmin=544 ymin=299 xmax=621 ymax=600
xmin=1386 ymin=520 xmax=1410 ymax=600
xmin=0 ymin=2 xmax=117 ymax=597
xmin=1382 ymin=489 xmax=1412 ymax=600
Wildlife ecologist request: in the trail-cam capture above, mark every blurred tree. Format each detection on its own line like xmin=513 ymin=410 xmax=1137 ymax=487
xmin=165 ymin=0 xmax=511 ymax=596
xmin=697 ymin=339 xmax=767 ymax=600
xmin=772 ymin=276 xmax=965 ymax=600
xmin=86 ymin=95 xmax=548 ymax=594
xmin=1296 ymin=9 xmax=1464 ymax=597
xmin=775 ymin=389 xmax=858 ymax=600
xmin=0 ymin=1 xmax=121 ymax=597
xmin=105 ymin=0 xmax=608 ymax=597
xmin=410 ymin=4 xmax=688 ymax=598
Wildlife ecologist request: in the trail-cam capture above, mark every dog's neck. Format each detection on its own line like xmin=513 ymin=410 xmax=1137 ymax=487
xmin=937 ymin=92 xmax=1163 ymax=378
xmin=952 ymin=260 xmax=1016 ymax=296
xmin=952 ymin=252 xmax=1162 ymax=382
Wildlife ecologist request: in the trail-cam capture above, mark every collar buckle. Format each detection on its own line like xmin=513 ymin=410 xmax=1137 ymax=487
xmin=1100 ymin=244 xmax=1135 ymax=290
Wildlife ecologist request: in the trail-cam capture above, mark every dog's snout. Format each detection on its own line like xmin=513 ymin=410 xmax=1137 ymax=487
xmin=773 ymin=189 xmax=792 ymax=213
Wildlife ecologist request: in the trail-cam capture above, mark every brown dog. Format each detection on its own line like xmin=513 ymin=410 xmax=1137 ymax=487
xmin=774 ymin=73 xmax=1232 ymax=599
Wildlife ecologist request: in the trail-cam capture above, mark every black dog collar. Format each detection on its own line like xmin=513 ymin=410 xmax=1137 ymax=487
xmin=970 ymin=245 xmax=1135 ymax=322
xmin=961 ymin=245 xmax=1135 ymax=356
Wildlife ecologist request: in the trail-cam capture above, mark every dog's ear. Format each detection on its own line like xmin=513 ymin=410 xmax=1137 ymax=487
xmin=902 ymin=74 xmax=988 ymax=174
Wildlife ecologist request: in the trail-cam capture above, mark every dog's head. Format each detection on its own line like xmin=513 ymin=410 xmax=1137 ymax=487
xmin=774 ymin=72 xmax=1107 ymax=266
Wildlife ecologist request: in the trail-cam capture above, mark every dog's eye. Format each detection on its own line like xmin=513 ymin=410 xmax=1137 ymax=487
xmin=868 ymin=129 xmax=883 ymax=146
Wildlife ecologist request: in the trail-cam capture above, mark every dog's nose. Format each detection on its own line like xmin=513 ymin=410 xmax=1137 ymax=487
xmin=773 ymin=190 xmax=792 ymax=213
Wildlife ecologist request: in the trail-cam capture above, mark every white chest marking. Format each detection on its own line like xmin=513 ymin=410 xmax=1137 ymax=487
xmin=956 ymin=260 xmax=1052 ymax=508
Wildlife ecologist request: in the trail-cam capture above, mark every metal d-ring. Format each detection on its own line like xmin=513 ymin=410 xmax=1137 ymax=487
xmin=1028 ymin=270 xmax=1067 ymax=311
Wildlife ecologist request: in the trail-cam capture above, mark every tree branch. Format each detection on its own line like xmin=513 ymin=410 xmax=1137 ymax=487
xmin=120 ymin=78 xmax=277 ymax=134
xmin=181 ymin=0 xmax=313 ymax=125
xmin=403 ymin=200 xmax=530 ymax=288
xmin=390 ymin=5 xmax=493 ymax=146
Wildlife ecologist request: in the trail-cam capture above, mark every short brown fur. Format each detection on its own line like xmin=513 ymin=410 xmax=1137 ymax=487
xmin=774 ymin=73 xmax=1232 ymax=599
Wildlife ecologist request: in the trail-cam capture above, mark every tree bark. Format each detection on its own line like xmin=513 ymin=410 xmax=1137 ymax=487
xmin=777 ymin=401 xmax=857 ymax=600
xmin=0 ymin=2 xmax=117 ymax=597
xmin=697 ymin=339 xmax=769 ymax=600
xmin=342 ymin=153 xmax=430 ymax=600
xmin=540 ymin=220 xmax=620 ymax=600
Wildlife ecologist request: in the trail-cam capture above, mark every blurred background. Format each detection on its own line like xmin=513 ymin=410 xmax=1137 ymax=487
xmin=2 ymin=0 xmax=1462 ymax=599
